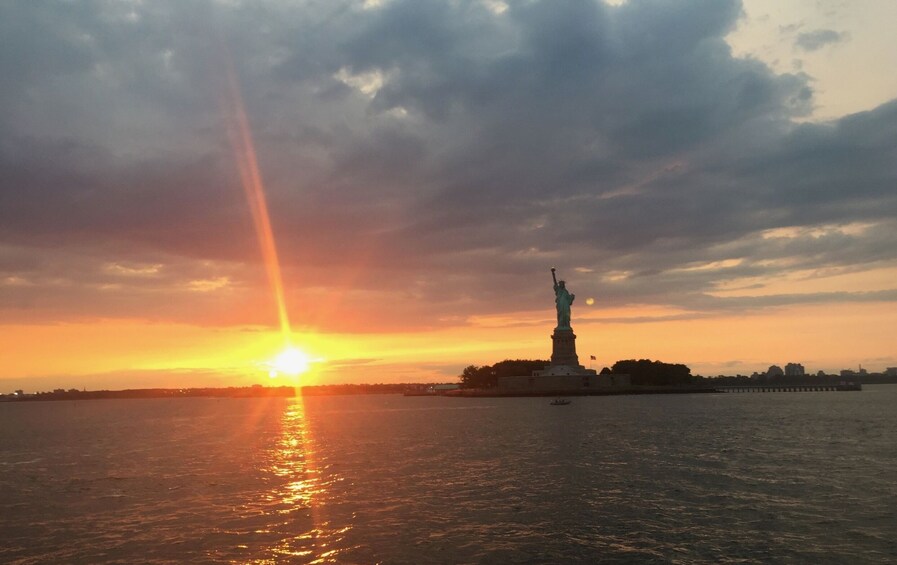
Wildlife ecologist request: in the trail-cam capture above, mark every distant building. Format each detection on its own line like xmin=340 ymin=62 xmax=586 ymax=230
xmin=766 ymin=365 xmax=784 ymax=378
xmin=886 ymin=367 xmax=897 ymax=377
xmin=426 ymin=384 xmax=460 ymax=395
xmin=840 ymin=369 xmax=856 ymax=378
xmin=785 ymin=363 xmax=805 ymax=377
xmin=816 ymin=370 xmax=827 ymax=378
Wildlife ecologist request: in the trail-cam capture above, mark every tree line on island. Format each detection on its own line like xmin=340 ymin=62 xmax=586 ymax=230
xmin=459 ymin=359 xmax=693 ymax=388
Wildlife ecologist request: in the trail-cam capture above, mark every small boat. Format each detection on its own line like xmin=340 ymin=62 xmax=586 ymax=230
xmin=550 ymin=398 xmax=571 ymax=406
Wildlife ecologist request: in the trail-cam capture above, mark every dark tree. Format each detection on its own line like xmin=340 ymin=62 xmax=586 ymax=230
xmin=458 ymin=359 xmax=549 ymax=388
xmin=610 ymin=359 xmax=692 ymax=386
xmin=460 ymin=365 xmax=484 ymax=388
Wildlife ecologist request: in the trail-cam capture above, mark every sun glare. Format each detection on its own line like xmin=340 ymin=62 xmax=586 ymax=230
xmin=269 ymin=346 xmax=311 ymax=378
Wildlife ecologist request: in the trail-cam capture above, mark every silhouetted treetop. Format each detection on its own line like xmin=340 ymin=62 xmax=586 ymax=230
xmin=459 ymin=359 xmax=549 ymax=389
xmin=610 ymin=359 xmax=692 ymax=386
xmin=458 ymin=358 xmax=693 ymax=388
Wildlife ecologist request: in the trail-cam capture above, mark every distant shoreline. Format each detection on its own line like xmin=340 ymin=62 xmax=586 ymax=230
xmin=445 ymin=385 xmax=720 ymax=397
xmin=3 ymin=379 xmax=893 ymax=403
xmin=0 ymin=383 xmax=436 ymax=402
xmin=0 ymin=386 xmax=296 ymax=402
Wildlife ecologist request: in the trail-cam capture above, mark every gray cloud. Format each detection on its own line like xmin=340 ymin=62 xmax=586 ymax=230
xmin=1 ymin=0 xmax=895 ymax=332
xmin=795 ymin=29 xmax=845 ymax=51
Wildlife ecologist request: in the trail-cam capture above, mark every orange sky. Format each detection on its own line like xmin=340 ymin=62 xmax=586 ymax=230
xmin=3 ymin=294 xmax=895 ymax=392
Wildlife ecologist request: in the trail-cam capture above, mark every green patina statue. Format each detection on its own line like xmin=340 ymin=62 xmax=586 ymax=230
xmin=551 ymin=268 xmax=575 ymax=329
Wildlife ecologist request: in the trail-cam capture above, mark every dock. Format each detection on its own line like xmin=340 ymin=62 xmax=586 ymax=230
xmin=716 ymin=383 xmax=862 ymax=393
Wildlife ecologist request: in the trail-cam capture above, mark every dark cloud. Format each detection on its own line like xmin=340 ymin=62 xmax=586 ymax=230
xmin=795 ymin=29 xmax=846 ymax=51
xmin=1 ymin=0 xmax=895 ymax=332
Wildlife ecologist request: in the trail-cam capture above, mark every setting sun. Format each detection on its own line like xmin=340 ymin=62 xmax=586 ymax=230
xmin=268 ymin=346 xmax=311 ymax=378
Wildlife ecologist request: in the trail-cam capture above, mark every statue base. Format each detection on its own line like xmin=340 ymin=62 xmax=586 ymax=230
xmin=550 ymin=327 xmax=581 ymax=368
xmin=530 ymin=327 xmax=596 ymax=377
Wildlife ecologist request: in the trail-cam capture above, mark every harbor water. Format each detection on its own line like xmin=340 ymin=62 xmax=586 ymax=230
xmin=2 ymin=385 xmax=896 ymax=563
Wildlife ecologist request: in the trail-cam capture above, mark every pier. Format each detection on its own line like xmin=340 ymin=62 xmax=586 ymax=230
xmin=716 ymin=383 xmax=861 ymax=393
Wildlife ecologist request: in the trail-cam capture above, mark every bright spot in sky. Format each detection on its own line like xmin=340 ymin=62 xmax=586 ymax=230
xmin=268 ymin=346 xmax=311 ymax=378
xmin=586 ymin=297 xmax=595 ymax=306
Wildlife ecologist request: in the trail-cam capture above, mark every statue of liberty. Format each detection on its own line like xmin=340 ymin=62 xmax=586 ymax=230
xmin=551 ymin=268 xmax=575 ymax=329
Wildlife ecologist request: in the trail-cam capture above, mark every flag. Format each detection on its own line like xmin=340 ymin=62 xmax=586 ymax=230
xmin=590 ymin=355 xmax=596 ymax=360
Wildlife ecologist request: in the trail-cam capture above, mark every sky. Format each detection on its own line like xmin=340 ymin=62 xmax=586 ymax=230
xmin=2 ymin=0 xmax=896 ymax=391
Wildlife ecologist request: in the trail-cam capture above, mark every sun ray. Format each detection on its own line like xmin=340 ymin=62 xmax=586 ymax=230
xmin=220 ymin=50 xmax=292 ymax=344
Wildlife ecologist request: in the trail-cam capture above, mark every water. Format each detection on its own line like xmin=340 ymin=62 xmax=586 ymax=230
xmin=2 ymin=386 xmax=896 ymax=564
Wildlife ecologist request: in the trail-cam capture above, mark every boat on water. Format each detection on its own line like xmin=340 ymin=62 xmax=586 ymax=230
xmin=550 ymin=398 xmax=571 ymax=406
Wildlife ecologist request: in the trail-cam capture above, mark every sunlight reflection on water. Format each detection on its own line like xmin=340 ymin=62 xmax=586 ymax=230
xmin=260 ymin=398 xmax=353 ymax=564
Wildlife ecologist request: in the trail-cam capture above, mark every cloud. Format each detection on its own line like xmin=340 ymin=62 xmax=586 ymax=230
xmin=0 ymin=0 xmax=895 ymax=333
xmin=794 ymin=29 xmax=845 ymax=51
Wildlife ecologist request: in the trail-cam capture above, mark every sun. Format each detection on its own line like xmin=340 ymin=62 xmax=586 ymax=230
xmin=268 ymin=346 xmax=311 ymax=378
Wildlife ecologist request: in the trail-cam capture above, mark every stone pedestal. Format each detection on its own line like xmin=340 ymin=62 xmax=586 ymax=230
xmin=550 ymin=328 xmax=581 ymax=368
xmin=502 ymin=316 xmax=611 ymax=387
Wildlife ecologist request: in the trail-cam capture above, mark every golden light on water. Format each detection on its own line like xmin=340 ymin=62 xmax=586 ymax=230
xmin=263 ymin=398 xmax=348 ymax=561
